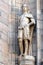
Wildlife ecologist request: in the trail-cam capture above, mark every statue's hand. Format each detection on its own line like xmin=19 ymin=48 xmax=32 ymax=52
xmin=26 ymin=24 xmax=30 ymax=27
xmin=24 ymin=24 xmax=30 ymax=28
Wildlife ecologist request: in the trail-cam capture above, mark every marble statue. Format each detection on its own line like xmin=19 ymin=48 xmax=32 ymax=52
xmin=18 ymin=4 xmax=35 ymax=56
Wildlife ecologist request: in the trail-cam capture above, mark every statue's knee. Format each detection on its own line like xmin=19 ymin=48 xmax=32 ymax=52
xmin=18 ymin=38 xmax=23 ymax=43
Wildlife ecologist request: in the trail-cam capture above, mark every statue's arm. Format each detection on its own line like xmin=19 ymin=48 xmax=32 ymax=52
xmin=28 ymin=16 xmax=35 ymax=26
xmin=26 ymin=13 xmax=35 ymax=26
xmin=28 ymin=17 xmax=35 ymax=26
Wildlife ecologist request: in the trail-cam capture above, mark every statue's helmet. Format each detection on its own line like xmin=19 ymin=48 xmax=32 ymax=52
xmin=22 ymin=4 xmax=29 ymax=12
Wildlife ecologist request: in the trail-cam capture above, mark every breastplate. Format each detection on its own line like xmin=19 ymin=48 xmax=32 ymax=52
xmin=20 ymin=16 xmax=29 ymax=27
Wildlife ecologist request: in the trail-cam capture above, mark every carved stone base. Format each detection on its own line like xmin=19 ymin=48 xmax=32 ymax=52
xmin=19 ymin=55 xmax=35 ymax=65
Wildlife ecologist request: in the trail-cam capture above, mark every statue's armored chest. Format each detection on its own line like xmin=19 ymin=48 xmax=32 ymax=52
xmin=20 ymin=17 xmax=29 ymax=26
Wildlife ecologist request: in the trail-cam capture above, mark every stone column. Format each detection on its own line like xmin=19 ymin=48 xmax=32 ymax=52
xmin=37 ymin=0 xmax=43 ymax=65
xmin=0 ymin=0 xmax=13 ymax=65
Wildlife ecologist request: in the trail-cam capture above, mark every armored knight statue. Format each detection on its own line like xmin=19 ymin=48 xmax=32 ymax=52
xmin=18 ymin=4 xmax=35 ymax=56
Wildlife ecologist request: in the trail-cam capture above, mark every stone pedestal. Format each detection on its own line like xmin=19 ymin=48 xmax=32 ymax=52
xmin=20 ymin=55 xmax=35 ymax=65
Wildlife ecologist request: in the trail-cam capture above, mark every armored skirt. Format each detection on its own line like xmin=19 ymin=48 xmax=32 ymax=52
xmin=18 ymin=25 xmax=30 ymax=40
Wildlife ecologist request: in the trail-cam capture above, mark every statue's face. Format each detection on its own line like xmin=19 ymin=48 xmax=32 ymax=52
xmin=23 ymin=5 xmax=28 ymax=12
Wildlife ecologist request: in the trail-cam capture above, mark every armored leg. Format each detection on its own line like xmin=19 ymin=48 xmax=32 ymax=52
xmin=18 ymin=39 xmax=23 ymax=55
xmin=24 ymin=39 xmax=29 ymax=55
xmin=24 ymin=25 xmax=30 ymax=55
xmin=18 ymin=27 xmax=23 ymax=55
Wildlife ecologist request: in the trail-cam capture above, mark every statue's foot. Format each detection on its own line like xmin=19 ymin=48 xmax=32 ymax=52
xmin=20 ymin=54 xmax=22 ymax=57
xmin=24 ymin=53 xmax=27 ymax=56
xmin=19 ymin=54 xmax=22 ymax=61
xmin=20 ymin=54 xmax=24 ymax=56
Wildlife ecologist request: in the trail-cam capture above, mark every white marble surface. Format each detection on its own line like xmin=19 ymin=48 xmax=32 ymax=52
xmin=20 ymin=55 xmax=35 ymax=65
